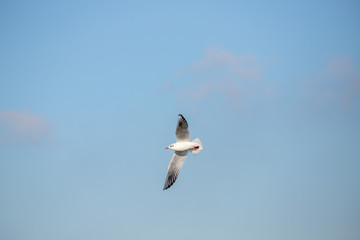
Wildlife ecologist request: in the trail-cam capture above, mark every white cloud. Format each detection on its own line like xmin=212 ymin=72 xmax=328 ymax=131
xmin=170 ymin=47 xmax=271 ymax=112
xmin=0 ymin=110 xmax=52 ymax=144
xmin=308 ymin=57 xmax=360 ymax=107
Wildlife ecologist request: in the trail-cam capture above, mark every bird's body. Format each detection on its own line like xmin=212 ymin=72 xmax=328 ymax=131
xmin=166 ymin=141 xmax=199 ymax=152
xmin=163 ymin=114 xmax=203 ymax=190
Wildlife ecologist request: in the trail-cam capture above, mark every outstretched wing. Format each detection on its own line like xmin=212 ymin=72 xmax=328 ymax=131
xmin=175 ymin=114 xmax=190 ymax=142
xmin=163 ymin=150 xmax=188 ymax=190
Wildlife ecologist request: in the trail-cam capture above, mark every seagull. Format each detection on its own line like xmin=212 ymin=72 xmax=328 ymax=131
xmin=163 ymin=114 xmax=203 ymax=190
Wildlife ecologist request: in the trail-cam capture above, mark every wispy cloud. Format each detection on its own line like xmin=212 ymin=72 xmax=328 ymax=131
xmin=178 ymin=47 xmax=263 ymax=80
xmin=308 ymin=57 xmax=360 ymax=107
xmin=0 ymin=110 xmax=52 ymax=144
xmin=327 ymin=57 xmax=360 ymax=105
xmin=169 ymin=47 xmax=271 ymax=112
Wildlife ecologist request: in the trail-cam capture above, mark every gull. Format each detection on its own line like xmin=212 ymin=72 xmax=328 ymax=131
xmin=163 ymin=114 xmax=203 ymax=190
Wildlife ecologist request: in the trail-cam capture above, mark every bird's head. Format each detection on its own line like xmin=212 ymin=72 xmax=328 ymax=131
xmin=165 ymin=144 xmax=175 ymax=150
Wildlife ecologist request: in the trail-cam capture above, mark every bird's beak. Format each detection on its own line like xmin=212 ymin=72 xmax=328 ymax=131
xmin=165 ymin=147 xmax=169 ymax=149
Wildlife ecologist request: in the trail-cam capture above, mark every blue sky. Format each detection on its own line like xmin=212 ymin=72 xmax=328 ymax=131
xmin=0 ymin=1 xmax=359 ymax=239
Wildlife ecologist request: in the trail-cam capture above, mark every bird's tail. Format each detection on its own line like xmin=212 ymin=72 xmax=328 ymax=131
xmin=191 ymin=138 xmax=203 ymax=155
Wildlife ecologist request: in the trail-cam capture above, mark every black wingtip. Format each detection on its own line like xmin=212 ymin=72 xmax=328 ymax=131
xmin=177 ymin=114 xmax=188 ymax=129
xmin=163 ymin=181 xmax=175 ymax=190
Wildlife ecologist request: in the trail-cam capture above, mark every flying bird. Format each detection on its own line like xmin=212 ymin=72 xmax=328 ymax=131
xmin=163 ymin=114 xmax=203 ymax=190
